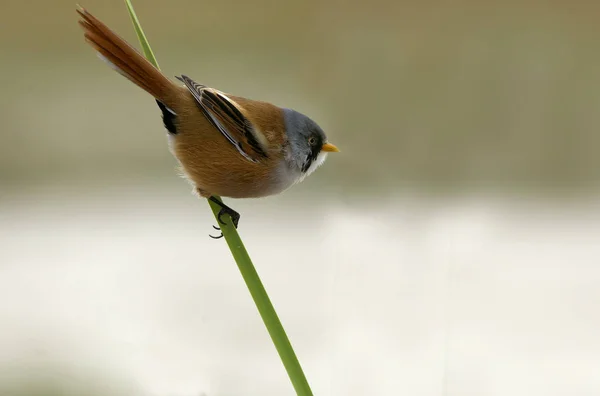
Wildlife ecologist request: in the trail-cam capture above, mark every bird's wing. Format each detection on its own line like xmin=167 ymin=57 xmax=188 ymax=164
xmin=176 ymin=75 xmax=268 ymax=163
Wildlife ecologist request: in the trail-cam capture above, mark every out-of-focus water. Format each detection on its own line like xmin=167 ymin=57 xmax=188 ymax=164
xmin=1 ymin=183 xmax=599 ymax=396
xmin=3 ymin=0 xmax=600 ymax=394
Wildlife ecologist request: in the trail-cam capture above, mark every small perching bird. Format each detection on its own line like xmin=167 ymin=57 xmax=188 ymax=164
xmin=76 ymin=7 xmax=339 ymax=237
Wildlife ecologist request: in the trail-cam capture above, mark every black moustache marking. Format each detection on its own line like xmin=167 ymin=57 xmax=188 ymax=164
xmin=301 ymin=136 xmax=323 ymax=173
xmin=301 ymin=157 xmax=312 ymax=173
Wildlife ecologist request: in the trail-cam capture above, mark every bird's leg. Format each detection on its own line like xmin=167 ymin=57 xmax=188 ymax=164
xmin=208 ymin=196 xmax=241 ymax=239
xmin=210 ymin=197 xmax=241 ymax=228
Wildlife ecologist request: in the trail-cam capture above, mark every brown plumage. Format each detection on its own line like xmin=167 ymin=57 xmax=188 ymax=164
xmin=77 ymin=7 xmax=290 ymax=198
xmin=76 ymin=5 xmax=339 ymax=233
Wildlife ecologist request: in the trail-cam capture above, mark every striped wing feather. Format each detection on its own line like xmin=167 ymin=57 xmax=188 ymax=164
xmin=176 ymin=75 xmax=268 ymax=163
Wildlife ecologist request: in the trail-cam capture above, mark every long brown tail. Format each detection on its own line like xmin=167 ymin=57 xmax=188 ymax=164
xmin=77 ymin=6 xmax=178 ymax=109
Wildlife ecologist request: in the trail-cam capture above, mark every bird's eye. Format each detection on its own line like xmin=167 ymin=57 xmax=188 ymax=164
xmin=308 ymin=137 xmax=317 ymax=146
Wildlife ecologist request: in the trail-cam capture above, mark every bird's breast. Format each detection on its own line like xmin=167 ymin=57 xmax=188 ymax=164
xmin=166 ymin=92 xmax=295 ymax=198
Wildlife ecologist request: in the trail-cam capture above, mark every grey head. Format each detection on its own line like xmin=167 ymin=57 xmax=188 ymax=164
xmin=282 ymin=108 xmax=329 ymax=174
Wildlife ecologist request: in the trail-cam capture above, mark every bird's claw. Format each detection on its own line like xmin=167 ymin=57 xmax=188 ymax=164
xmin=208 ymin=196 xmax=241 ymax=240
xmin=209 ymin=224 xmax=223 ymax=239
xmin=218 ymin=208 xmax=240 ymax=229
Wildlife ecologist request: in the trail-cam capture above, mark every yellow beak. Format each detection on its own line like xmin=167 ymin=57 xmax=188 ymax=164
xmin=321 ymin=142 xmax=340 ymax=153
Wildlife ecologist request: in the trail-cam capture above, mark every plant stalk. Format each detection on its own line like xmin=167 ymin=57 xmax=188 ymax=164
xmin=122 ymin=2 xmax=313 ymax=394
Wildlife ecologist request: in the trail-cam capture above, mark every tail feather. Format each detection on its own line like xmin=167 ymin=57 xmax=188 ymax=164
xmin=76 ymin=7 xmax=178 ymax=108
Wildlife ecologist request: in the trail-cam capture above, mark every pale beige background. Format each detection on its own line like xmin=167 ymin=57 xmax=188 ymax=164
xmin=1 ymin=1 xmax=599 ymax=395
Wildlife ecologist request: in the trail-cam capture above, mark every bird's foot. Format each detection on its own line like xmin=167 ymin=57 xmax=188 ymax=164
xmin=208 ymin=196 xmax=241 ymax=239
xmin=210 ymin=225 xmax=223 ymax=239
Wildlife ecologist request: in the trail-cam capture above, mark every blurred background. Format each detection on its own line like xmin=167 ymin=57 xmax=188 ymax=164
xmin=1 ymin=0 xmax=600 ymax=395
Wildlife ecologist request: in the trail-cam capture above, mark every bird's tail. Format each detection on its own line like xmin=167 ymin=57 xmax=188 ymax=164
xmin=76 ymin=6 xmax=179 ymax=109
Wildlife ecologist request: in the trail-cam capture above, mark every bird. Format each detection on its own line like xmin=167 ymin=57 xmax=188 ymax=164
xmin=76 ymin=6 xmax=339 ymax=238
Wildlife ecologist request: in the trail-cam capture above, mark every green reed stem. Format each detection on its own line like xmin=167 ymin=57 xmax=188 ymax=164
xmin=122 ymin=2 xmax=313 ymax=394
